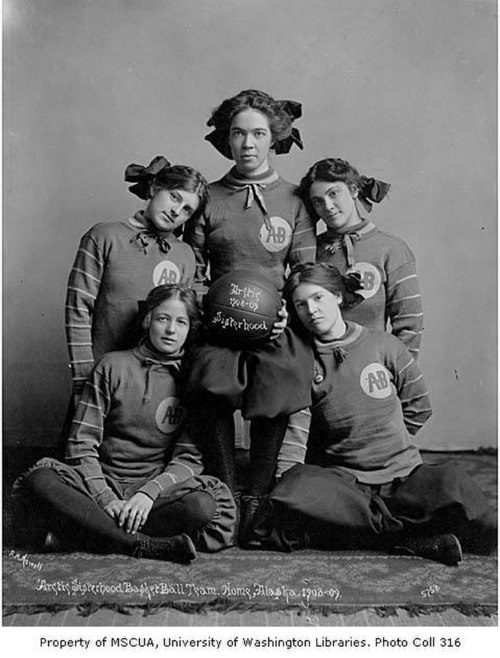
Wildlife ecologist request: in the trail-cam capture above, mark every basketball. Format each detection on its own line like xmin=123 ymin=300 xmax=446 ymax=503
xmin=204 ymin=270 xmax=282 ymax=346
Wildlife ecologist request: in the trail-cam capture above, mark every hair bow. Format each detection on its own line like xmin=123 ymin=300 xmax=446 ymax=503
xmin=277 ymin=99 xmax=302 ymax=121
xmin=341 ymin=271 xmax=365 ymax=309
xmin=272 ymin=126 xmax=304 ymax=154
xmin=204 ymin=130 xmax=233 ymax=159
xmin=124 ymin=155 xmax=171 ymax=199
xmin=357 ymin=176 xmax=391 ymax=213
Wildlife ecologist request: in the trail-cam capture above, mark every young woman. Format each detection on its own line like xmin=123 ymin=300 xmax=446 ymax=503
xmin=183 ymin=90 xmax=316 ymax=544
xmin=299 ymin=158 xmax=423 ymax=360
xmin=258 ymin=263 xmax=496 ymax=565
xmin=65 ymin=156 xmax=209 ymax=404
xmin=11 ymin=285 xmax=236 ymax=562
xmin=186 ymin=89 xmax=315 ymax=290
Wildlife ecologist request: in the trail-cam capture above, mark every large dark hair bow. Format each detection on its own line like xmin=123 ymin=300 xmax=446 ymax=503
xmin=357 ymin=176 xmax=391 ymax=213
xmin=124 ymin=155 xmax=171 ymax=199
xmin=204 ymin=131 xmax=233 ymax=160
xmin=204 ymin=98 xmax=304 ymax=159
xmin=273 ymin=100 xmax=304 ymax=154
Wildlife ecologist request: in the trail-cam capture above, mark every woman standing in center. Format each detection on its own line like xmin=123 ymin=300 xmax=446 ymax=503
xmin=184 ymin=89 xmax=316 ymax=544
xmin=185 ymin=89 xmax=315 ymax=289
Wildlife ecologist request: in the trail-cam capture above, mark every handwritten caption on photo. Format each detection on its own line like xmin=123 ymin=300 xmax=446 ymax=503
xmin=32 ymin=578 xmax=342 ymax=603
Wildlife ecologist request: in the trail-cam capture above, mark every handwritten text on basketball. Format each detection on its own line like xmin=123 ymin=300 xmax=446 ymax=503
xmin=228 ymin=284 xmax=262 ymax=312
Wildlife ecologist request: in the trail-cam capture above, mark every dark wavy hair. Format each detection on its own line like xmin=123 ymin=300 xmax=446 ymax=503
xmin=298 ymin=158 xmax=361 ymax=221
xmin=284 ymin=263 xmax=364 ymax=336
xmin=151 ymin=165 xmax=209 ymax=222
xmin=140 ymin=284 xmax=201 ymax=350
xmin=209 ymin=89 xmax=294 ymax=143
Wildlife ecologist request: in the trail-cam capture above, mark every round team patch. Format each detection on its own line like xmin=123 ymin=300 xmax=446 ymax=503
xmin=259 ymin=216 xmax=292 ymax=253
xmin=360 ymin=363 xmax=393 ymax=399
xmin=155 ymin=396 xmax=185 ymax=434
xmin=347 ymin=262 xmax=382 ymax=299
xmin=153 ymin=260 xmax=181 ymax=286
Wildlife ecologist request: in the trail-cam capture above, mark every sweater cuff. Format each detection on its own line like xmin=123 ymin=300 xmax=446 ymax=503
xmin=137 ymin=480 xmax=165 ymax=502
xmin=95 ymin=488 xmax=120 ymax=509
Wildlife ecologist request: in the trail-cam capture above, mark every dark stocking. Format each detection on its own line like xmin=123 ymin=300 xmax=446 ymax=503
xmin=247 ymin=415 xmax=288 ymax=495
xmin=144 ymin=491 xmax=217 ymax=538
xmin=191 ymin=397 xmax=237 ymax=492
xmin=24 ymin=467 xmax=138 ymax=555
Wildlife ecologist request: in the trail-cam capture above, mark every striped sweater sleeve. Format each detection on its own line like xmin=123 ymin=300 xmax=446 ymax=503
xmin=65 ymin=364 xmax=118 ymax=509
xmin=275 ymin=408 xmax=311 ymax=478
xmin=181 ymin=244 xmax=196 ymax=288
xmin=65 ymin=229 xmax=105 ymax=393
xmin=183 ymin=213 xmax=209 ymax=285
xmin=386 ymin=251 xmax=423 ymax=361
xmin=392 ymin=341 xmax=432 ymax=436
xmin=288 ymin=200 xmax=316 ymax=266
xmin=137 ymin=431 xmax=204 ymax=501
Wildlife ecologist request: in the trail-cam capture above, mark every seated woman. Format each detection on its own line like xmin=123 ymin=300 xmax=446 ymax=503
xmin=11 ymin=284 xmax=237 ymax=563
xmin=257 ymin=263 xmax=496 ymax=565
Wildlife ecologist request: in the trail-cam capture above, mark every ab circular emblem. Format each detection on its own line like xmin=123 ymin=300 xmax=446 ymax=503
xmin=153 ymin=260 xmax=181 ymax=286
xmin=360 ymin=363 xmax=392 ymax=399
xmin=347 ymin=263 xmax=382 ymax=299
xmin=155 ymin=397 xmax=185 ymax=434
xmin=259 ymin=217 xmax=292 ymax=253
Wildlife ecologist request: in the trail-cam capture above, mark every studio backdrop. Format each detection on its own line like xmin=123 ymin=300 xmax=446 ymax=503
xmin=3 ymin=0 xmax=496 ymax=451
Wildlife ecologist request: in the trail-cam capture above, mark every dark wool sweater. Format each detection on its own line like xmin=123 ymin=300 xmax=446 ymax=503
xmin=278 ymin=323 xmax=432 ymax=484
xmin=317 ymin=221 xmax=423 ymax=360
xmin=184 ymin=170 xmax=316 ymax=291
xmin=65 ymin=214 xmax=196 ymax=393
xmin=65 ymin=343 xmax=203 ymax=509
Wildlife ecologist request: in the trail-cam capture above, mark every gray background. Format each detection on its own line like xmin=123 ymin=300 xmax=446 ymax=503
xmin=3 ymin=0 xmax=496 ymax=450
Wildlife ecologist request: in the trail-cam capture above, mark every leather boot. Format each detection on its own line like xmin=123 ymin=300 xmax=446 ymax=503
xmin=238 ymin=495 xmax=268 ymax=549
xmin=133 ymin=533 xmax=196 ymax=563
xmin=392 ymin=533 xmax=462 ymax=566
